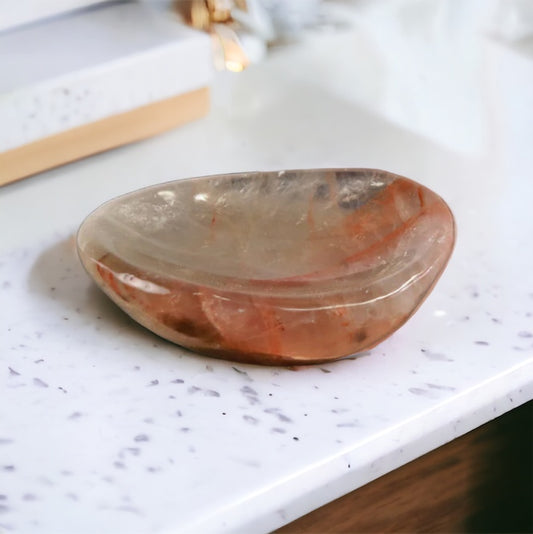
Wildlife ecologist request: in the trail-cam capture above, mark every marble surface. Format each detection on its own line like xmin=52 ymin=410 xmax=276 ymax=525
xmin=1 ymin=1 xmax=533 ymax=533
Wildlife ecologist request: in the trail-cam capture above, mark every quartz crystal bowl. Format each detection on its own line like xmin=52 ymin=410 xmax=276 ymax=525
xmin=77 ymin=169 xmax=455 ymax=365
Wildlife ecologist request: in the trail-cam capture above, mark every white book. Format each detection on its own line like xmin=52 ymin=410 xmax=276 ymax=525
xmin=0 ymin=0 xmax=110 ymax=32
xmin=0 ymin=1 xmax=213 ymax=183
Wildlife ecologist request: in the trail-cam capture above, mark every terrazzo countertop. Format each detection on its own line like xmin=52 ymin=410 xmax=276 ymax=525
xmin=1 ymin=2 xmax=533 ymax=533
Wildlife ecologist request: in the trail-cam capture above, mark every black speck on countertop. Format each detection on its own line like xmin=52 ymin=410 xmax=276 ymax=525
xmin=242 ymin=386 xmax=260 ymax=405
xmin=336 ymin=421 xmax=360 ymax=428
xmin=146 ymin=467 xmax=161 ymax=474
xmin=232 ymin=367 xmax=252 ymax=381
xmin=421 ymin=349 xmax=453 ymax=362
xmin=243 ymin=415 xmax=259 ymax=425
xmin=264 ymin=408 xmax=292 ymax=423
xmin=409 ymin=387 xmax=428 ymax=396
xmin=426 ymin=383 xmax=456 ymax=391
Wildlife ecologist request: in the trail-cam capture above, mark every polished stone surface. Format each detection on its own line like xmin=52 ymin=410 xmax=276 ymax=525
xmin=77 ymin=169 xmax=455 ymax=364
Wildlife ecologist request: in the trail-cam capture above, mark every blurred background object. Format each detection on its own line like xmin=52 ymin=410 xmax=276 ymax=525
xmin=0 ymin=1 xmax=213 ymax=186
xmin=175 ymin=0 xmax=325 ymax=71
xmin=1 ymin=0 xmax=533 ymax=186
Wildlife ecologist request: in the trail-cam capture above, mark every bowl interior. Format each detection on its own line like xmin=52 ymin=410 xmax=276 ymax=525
xmin=78 ymin=169 xmax=445 ymax=290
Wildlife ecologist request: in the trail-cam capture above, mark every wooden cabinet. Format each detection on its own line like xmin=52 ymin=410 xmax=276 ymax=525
xmin=277 ymin=401 xmax=532 ymax=533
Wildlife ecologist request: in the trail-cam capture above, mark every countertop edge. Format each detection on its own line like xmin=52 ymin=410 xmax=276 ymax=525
xmin=176 ymin=360 xmax=533 ymax=534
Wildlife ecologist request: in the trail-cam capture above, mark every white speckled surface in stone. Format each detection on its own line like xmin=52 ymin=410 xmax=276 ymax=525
xmin=1 ymin=2 xmax=533 ymax=533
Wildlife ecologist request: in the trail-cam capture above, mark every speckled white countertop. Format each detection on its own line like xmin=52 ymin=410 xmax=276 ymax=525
xmin=1 ymin=2 xmax=533 ymax=533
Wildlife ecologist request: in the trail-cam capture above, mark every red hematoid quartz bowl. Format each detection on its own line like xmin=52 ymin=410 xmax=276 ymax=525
xmin=77 ymin=169 xmax=455 ymax=365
